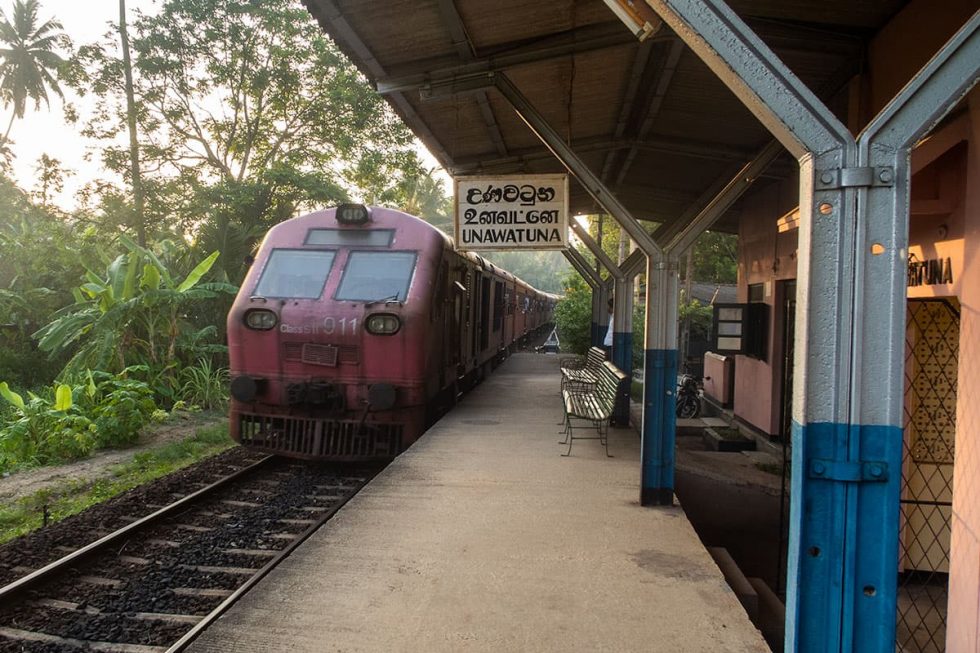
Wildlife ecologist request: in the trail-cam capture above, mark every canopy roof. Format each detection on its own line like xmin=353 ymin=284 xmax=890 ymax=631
xmin=303 ymin=0 xmax=910 ymax=232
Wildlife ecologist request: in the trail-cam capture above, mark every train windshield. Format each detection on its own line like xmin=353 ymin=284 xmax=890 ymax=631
xmin=254 ymin=249 xmax=336 ymax=299
xmin=336 ymin=251 xmax=417 ymax=302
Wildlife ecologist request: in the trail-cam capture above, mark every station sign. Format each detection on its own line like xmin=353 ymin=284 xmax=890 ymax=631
xmin=454 ymin=174 xmax=569 ymax=251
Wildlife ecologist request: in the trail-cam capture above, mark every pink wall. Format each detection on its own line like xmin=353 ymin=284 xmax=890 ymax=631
xmin=731 ymin=178 xmax=798 ymax=436
xmin=946 ymin=88 xmax=980 ymax=653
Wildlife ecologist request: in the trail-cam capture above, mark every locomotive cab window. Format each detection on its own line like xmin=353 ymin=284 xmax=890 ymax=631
xmin=254 ymin=249 xmax=336 ymax=299
xmin=336 ymin=251 xmax=417 ymax=302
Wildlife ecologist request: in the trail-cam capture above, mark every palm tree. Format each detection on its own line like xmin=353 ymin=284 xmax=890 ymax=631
xmin=0 ymin=0 xmax=67 ymax=143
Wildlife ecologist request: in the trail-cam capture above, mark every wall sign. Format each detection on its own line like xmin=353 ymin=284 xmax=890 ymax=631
xmin=907 ymin=256 xmax=953 ymax=287
xmin=454 ymin=174 xmax=569 ymax=251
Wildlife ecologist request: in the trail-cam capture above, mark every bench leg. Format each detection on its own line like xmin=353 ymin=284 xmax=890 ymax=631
xmin=561 ymin=419 xmax=574 ymax=456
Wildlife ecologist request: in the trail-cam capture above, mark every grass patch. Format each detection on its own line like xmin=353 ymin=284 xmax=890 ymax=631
xmin=0 ymin=423 xmax=234 ymax=545
xmin=631 ymin=380 xmax=643 ymax=402
xmin=712 ymin=426 xmax=745 ymax=441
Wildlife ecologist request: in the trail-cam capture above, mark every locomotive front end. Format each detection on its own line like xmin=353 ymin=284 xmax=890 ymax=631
xmin=227 ymin=205 xmax=435 ymax=460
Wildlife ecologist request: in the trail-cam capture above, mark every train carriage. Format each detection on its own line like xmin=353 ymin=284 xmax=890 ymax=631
xmin=228 ymin=204 xmax=556 ymax=461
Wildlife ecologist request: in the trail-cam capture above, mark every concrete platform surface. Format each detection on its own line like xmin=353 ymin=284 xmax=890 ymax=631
xmin=189 ymin=354 xmax=769 ymax=653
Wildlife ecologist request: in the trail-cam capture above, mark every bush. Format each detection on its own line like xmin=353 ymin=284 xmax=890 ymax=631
xmin=0 ymin=371 xmax=159 ymax=472
xmin=177 ymin=358 xmax=229 ymax=411
xmin=78 ymin=371 xmax=158 ymax=448
xmin=554 ymin=272 xmax=593 ymax=356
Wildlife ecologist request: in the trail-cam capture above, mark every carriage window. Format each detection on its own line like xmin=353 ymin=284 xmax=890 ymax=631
xmin=336 ymin=251 xmax=417 ymax=302
xmin=254 ymin=249 xmax=336 ymax=299
xmin=305 ymin=229 xmax=394 ymax=247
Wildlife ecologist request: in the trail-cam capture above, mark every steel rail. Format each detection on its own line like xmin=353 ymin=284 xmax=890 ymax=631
xmin=0 ymin=453 xmax=277 ymax=606
xmin=166 ymin=469 xmax=375 ymax=652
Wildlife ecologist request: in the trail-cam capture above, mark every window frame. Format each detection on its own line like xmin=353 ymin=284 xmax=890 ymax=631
xmin=333 ymin=250 xmax=419 ymax=303
xmin=253 ymin=247 xmax=338 ymax=300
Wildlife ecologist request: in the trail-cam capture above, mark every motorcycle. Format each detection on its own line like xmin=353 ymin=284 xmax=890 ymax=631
xmin=675 ymin=374 xmax=702 ymax=418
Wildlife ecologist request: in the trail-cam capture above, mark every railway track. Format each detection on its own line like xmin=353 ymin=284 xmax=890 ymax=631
xmin=0 ymin=453 xmax=381 ymax=652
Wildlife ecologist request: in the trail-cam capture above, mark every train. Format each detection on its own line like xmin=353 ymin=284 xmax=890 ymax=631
xmin=227 ymin=204 xmax=558 ymax=460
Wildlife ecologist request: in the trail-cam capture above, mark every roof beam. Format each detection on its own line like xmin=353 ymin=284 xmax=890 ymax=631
xmin=377 ymin=21 xmax=665 ymax=95
xmin=613 ymin=39 xmax=685 ymax=187
xmin=450 ymin=134 xmax=758 ymax=174
xmin=600 ymin=39 xmax=656 ymax=182
xmin=434 ymin=0 xmax=508 ymax=156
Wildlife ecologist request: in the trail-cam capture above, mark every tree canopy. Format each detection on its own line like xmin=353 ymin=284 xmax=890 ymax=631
xmin=0 ymin=0 xmax=69 ymax=146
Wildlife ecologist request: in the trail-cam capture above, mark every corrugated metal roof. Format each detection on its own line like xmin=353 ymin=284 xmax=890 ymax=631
xmin=303 ymin=0 xmax=911 ymax=232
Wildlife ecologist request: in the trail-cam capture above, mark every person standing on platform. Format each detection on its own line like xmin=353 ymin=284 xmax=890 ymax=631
xmin=603 ymin=297 xmax=614 ymax=357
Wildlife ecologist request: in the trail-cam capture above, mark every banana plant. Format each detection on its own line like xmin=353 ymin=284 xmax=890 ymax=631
xmin=34 ymin=237 xmax=236 ymax=383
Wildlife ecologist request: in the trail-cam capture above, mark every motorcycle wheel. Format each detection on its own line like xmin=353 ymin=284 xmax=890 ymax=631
xmin=676 ymin=396 xmax=700 ymax=419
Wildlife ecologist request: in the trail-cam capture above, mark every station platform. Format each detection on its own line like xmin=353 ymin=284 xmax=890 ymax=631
xmin=189 ymin=353 xmax=769 ymax=652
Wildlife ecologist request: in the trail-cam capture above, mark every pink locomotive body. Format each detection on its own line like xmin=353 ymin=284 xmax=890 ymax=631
xmin=227 ymin=205 xmax=556 ymax=460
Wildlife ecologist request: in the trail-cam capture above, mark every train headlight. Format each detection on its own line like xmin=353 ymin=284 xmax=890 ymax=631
xmin=365 ymin=313 xmax=401 ymax=335
xmin=244 ymin=309 xmax=278 ymax=330
xmin=336 ymin=203 xmax=371 ymax=225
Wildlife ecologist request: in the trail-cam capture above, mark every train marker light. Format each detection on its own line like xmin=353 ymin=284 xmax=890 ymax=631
xmin=336 ymin=203 xmax=371 ymax=225
xmin=244 ymin=309 xmax=278 ymax=330
xmin=365 ymin=313 xmax=401 ymax=335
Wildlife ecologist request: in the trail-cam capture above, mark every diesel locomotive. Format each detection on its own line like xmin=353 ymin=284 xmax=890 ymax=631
xmin=227 ymin=204 xmax=557 ymax=460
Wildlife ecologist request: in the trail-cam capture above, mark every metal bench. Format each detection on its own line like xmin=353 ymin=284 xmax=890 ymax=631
xmin=559 ymin=346 xmax=607 ymax=393
xmin=560 ymin=360 xmax=627 ymax=457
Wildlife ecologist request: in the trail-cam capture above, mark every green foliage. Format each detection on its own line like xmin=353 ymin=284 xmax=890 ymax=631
xmin=0 ymin=0 xmax=71 ymax=147
xmin=692 ymin=231 xmax=738 ymax=284
xmin=480 ymin=250 xmax=571 ymax=294
xmin=0 ymin=419 xmax=232 ymax=543
xmin=554 ymin=272 xmax=593 ymax=356
xmin=34 ymin=237 xmax=236 ymax=385
xmin=679 ymin=297 xmax=714 ymax=338
xmin=69 ymin=0 xmax=419 ymax=278
xmin=77 ymin=370 xmax=157 ymax=448
xmin=177 ymin=358 xmax=229 ymax=411
xmin=0 ymin=370 xmax=158 ymax=471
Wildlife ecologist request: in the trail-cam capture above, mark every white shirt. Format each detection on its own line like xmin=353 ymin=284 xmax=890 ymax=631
xmin=604 ymin=314 xmax=614 ymax=347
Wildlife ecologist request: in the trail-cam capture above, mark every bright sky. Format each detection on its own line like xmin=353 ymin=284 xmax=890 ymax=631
xmin=6 ymin=0 xmax=162 ymax=209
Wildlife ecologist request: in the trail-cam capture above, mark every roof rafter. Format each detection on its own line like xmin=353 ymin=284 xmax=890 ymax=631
xmin=377 ymin=21 xmax=663 ymax=94
xmin=434 ymin=0 xmax=508 ymax=156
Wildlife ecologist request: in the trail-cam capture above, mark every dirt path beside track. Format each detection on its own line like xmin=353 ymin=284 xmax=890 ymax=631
xmin=0 ymin=413 xmax=224 ymax=507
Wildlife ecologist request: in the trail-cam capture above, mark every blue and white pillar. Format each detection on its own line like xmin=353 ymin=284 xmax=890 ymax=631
xmin=612 ymin=275 xmax=634 ymax=425
xmin=641 ymin=255 xmax=678 ymax=505
xmin=644 ymin=0 xmax=980 ymax=649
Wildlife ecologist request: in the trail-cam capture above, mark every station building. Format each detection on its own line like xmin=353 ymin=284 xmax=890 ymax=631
xmin=696 ymin=4 xmax=979 ymax=648
xmin=301 ymin=0 xmax=980 ymax=649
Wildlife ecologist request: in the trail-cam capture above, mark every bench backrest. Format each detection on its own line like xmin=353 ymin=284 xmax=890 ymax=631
xmin=596 ymin=361 xmax=628 ymax=412
xmin=585 ymin=346 xmax=606 ymax=370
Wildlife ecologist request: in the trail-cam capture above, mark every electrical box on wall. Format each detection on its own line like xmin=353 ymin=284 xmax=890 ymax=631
xmin=711 ymin=303 xmax=768 ymax=360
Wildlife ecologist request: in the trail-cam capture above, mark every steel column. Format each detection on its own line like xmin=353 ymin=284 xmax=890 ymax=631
xmin=642 ymin=0 xmax=980 ymax=650
xmin=492 ymin=73 xmax=663 ymax=258
xmin=843 ymin=18 xmax=980 ymax=648
xmin=641 ymin=254 xmax=678 ymax=505
xmin=569 ymin=222 xmax=623 ymax=351
xmin=562 ymin=247 xmax=602 ymax=289
xmin=492 ymin=71 xmax=680 ymax=496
